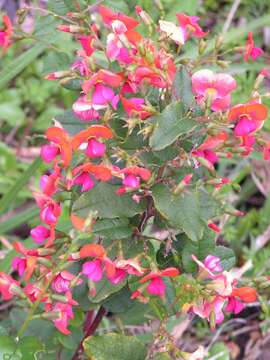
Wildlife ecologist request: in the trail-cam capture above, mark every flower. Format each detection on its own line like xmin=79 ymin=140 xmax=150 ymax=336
xmin=138 ymin=267 xmax=179 ymax=297
xmin=73 ymin=172 xmax=95 ymax=192
xmin=176 ymin=13 xmax=208 ymax=41
xmin=0 ymin=273 xmax=19 ymax=300
xmin=52 ymin=271 xmax=82 ymax=293
xmin=41 ymin=127 xmax=72 ymax=167
xmin=121 ymin=97 xmax=153 ymax=119
xmin=30 ymin=225 xmax=50 ymax=244
xmin=192 ymin=69 xmax=237 ymax=111
xmin=244 ymin=32 xmax=263 ymax=62
xmin=159 ymin=20 xmax=185 ymax=45
xmin=116 ymin=166 xmax=151 ymax=194
xmin=0 ymin=15 xmax=13 ymax=52
xmin=228 ymin=102 xmax=268 ymax=137
xmin=52 ymin=303 xmax=74 ymax=334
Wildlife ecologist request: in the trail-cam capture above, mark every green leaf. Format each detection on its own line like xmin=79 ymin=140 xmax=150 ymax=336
xmin=0 ymin=157 xmax=42 ymax=215
xmin=48 ymin=0 xmax=70 ymax=15
xmin=0 ymin=102 xmax=25 ymax=126
xmin=83 ymin=333 xmax=147 ymax=360
xmin=182 ymin=229 xmax=216 ymax=272
xmin=213 ymin=246 xmax=236 ymax=271
xmin=18 ymin=337 xmax=44 ymax=360
xmin=55 ymin=110 xmax=87 ymax=136
xmin=152 ymin=184 xmax=220 ymax=241
xmin=90 ymin=278 xmax=126 ymax=303
xmin=149 ymin=102 xmax=198 ymax=151
xmin=172 ymin=66 xmax=194 ymax=110
xmin=206 ymin=342 xmax=230 ymax=360
xmin=42 ymin=51 xmax=71 ymax=74
xmin=0 ymin=206 xmax=39 ymax=234
xmin=102 ymin=286 xmax=134 ymax=313
xmin=0 ymin=336 xmax=17 ymax=360
xmin=93 ymin=218 xmax=132 ymax=239
xmin=73 ymin=182 xmax=145 ymax=219
xmin=0 ymin=44 xmax=46 ymax=90
xmin=154 ymin=354 xmax=172 ymax=360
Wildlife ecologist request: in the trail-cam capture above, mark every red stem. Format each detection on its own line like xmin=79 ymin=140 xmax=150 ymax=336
xmin=72 ymin=306 xmax=107 ymax=360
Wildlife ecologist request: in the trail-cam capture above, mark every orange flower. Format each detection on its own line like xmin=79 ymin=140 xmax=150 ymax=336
xmin=231 ymin=287 xmax=257 ymax=303
xmin=71 ymin=125 xmax=113 ymax=151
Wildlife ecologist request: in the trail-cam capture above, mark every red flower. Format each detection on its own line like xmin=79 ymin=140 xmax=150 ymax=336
xmin=71 ymin=125 xmax=113 ymax=151
xmin=228 ymin=103 xmax=268 ymax=137
xmin=244 ymin=32 xmax=263 ymax=62
xmin=231 ymin=287 xmax=257 ymax=303
xmin=98 ymin=5 xmax=139 ymax=30
xmin=176 ymin=13 xmax=208 ymax=41
xmin=0 ymin=15 xmax=13 ymax=52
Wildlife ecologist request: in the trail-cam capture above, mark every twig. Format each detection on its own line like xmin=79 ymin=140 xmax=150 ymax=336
xmin=222 ymin=0 xmax=241 ymax=34
xmin=72 ymin=306 xmax=107 ymax=360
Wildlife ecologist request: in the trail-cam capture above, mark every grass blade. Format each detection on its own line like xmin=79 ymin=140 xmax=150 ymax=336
xmin=0 ymin=206 xmax=39 ymax=234
xmin=0 ymin=157 xmax=42 ymax=215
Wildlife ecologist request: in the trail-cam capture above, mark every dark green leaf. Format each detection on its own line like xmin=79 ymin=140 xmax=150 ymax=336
xmin=18 ymin=337 xmax=44 ymax=360
xmin=149 ymin=102 xmax=198 ymax=151
xmin=42 ymin=51 xmax=71 ymax=74
xmin=93 ymin=218 xmax=132 ymax=239
xmin=73 ymin=183 xmax=145 ymax=219
xmin=172 ymin=66 xmax=194 ymax=110
xmin=213 ymin=246 xmax=235 ymax=271
xmin=152 ymin=184 xmax=220 ymax=241
xmin=102 ymin=286 xmax=134 ymax=313
xmin=83 ymin=333 xmax=147 ymax=360
xmin=0 ymin=336 xmax=17 ymax=360
xmin=55 ymin=110 xmax=87 ymax=136
xmin=90 ymin=278 xmax=126 ymax=303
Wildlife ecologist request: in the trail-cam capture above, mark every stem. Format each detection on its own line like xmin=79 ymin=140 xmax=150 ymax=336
xmin=72 ymin=306 xmax=107 ymax=360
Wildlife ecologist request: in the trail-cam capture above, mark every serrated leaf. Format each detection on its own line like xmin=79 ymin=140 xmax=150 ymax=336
xmin=172 ymin=66 xmax=194 ymax=110
xmin=55 ymin=110 xmax=87 ymax=135
xmin=73 ymin=183 xmax=145 ymax=219
xmin=149 ymin=102 xmax=198 ymax=151
xmin=152 ymin=184 xmax=220 ymax=241
xmin=83 ymin=333 xmax=147 ymax=360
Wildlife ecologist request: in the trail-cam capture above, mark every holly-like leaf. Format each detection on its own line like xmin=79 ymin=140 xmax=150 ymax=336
xmin=172 ymin=66 xmax=194 ymax=110
xmin=152 ymin=184 xmax=220 ymax=241
xmin=73 ymin=183 xmax=145 ymax=219
xmin=149 ymin=102 xmax=198 ymax=151
xmin=83 ymin=333 xmax=147 ymax=360
xmin=93 ymin=218 xmax=132 ymax=240
xmin=102 ymin=286 xmax=134 ymax=313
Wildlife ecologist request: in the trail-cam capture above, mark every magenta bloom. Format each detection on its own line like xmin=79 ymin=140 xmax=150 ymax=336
xmin=12 ymin=257 xmax=26 ymax=277
xmin=176 ymin=13 xmax=208 ymax=41
xmin=192 ymin=69 xmax=237 ymax=111
xmin=52 ymin=303 xmax=74 ymax=335
xmin=30 ymin=225 xmax=50 ymax=244
xmin=123 ymin=174 xmax=140 ymax=189
xmin=244 ymin=32 xmax=263 ymax=62
xmin=147 ymin=277 xmax=166 ymax=296
xmin=225 ymin=296 xmax=245 ymax=315
xmin=73 ymin=172 xmax=95 ymax=192
xmin=86 ymin=138 xmax=106 ymax=158
xmin=82 ymin=259 xmax=103 ymax=282
xmin=108 ymin=268 xmax=126 ymax=284
xmin=72 ymin=96 xmax=100 ymax=122
xmin=40 ymin=144 xmax=59 ymax=163
xmin=0 ymin=273 xmax=19 ymax=300
xmin=204 ymin=255 xmax=223 ymax=273
xmin=92 ymin=84 xmax=119 ymax=110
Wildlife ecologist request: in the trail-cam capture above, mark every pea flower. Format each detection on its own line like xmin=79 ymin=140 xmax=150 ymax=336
xmin=0 ymin=15 xmax=12 ymax=52
xmin=192 ymin=69 xmax=237 ymax=111
xmin=244 ymin=32 xmax=263 ymax=62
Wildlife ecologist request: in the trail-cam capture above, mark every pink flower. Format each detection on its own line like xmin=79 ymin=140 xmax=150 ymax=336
xmin=0 ymin=273 xmax=19 ymax=300
xmin=192 ymin=69 xmax=237 ymax=111
xmin=72 ymin=96 xmax=100 ymax=121
xmin=30 ymin=225 xmax=50 ymax=244
xmin=12 ymin=257 xmax=27 ymax=277
xmin=73 ymin=172 xmax=95 ymax=192
xmin=24 ymin=284 xmax=45 ymax=303
xmin=40 ymin=144 xmax=59 ymax=163
xmin=116 ymin=166 xmax=151 ymax=194
xmin=79 ymin=35 xmax=95 ymax=56
xmin=106 ymin=33 xmax=134 ymax=64
xmin=138 ymin=267 xmax=180 ymax=297
xmin=225 ymin=296 xmax=244 ymax=314
xmin=244 ymin=32 xmax=263 ymax=62
xmin=107 ymin=258 xmax=145 ymax=284
xmin=71 ymin=57 xmax=90 ymax=77
xmin=204 ymin=255 xmax=223 ymax=273
xmin=192 ymin=296 xmax=225 ymax=326
xmin=0 ymin=15 xmax=13 ymax=52
xmin=92 ymin=84 xmax=119 ymax=110
xmin=85 ymin=138 xmax=106 ymax=158
xmin=52 ymin=303 xmax=74 ymax=334
xmin=176 ymin=13 xmax=208 ymax=42
xmin=52 ymin=271 xmax=81 ymax=293
xmin=123 ymin=174 xmax=140 ymax=189
xmin=159 ymin=20 xmax=185 ymax=45
xmin=82 ymin=259 xmax=103 ymax=282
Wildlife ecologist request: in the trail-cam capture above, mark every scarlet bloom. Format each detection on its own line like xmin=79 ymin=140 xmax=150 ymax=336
xmin=138 ymin=267 xmax=179 ymax=297
xmin=192 ymin=132 xmax=228 ymax=165
xmin=192 ymin=69 xmax=237 ymax=111
xmin=228 ymin=102 xmax=268 ymax=137
xmin=176 ymin=13 xmax=208 ymax=41
xmin=0 ymin=15 xmax=13 ymax=52
xmin=0 ymin=273 xmax=19 ymax=300
xmin=71 ymin=125 xmax=113 ymax=151
xmin=244 ymin=32 xmax=263 ymax=62
xmin=98 ymin=5 xmax=139 ymax=30
xmin=52 ymin=303 xmax=74 ymax=335
xmin=121 ymin=96 xmax=153 ymax=120
xmin=117 ymin=166 xmax=151 ymax=194
xmin=231 ymin=287 xmax=257 ymax=303
xmin=41 ymin=127 xmax=72 ymax=168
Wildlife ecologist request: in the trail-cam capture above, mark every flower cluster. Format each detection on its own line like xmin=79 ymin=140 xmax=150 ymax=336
xmin=0 ymin=5 xmax=267 ymax=338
